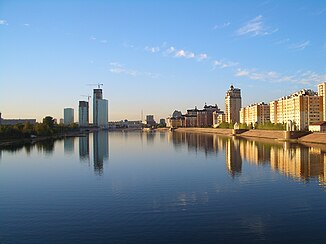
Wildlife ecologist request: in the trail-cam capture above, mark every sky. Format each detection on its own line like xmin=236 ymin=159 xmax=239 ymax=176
xmin=0 ymin=0 xmax=326 ymax=122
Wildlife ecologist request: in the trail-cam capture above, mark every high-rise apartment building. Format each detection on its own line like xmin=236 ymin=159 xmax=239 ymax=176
xmin=64 ymin=108 xmax=74 ymax=125
xmin=93 ymin=89 xmax=108 ymax=127
xmin=240 ymin=102 xmax=270 ymax=126
xmin=79 ymin=101 xmax=89 ymax=127
xmin=317 ymin=81 xmax=326 ymax=121
xmin=269 ymin=89 xmax=322 ymax=130
xmin=225 ymin=85 xmax=241 ymax=123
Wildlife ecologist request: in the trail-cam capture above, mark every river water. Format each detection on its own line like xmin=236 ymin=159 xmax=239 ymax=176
xmin=0 ymin=131 xmax=325 ymax=243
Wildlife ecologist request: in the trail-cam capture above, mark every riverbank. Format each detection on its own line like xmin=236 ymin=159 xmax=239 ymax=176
xmin=175 ymin=127 xmax=326 ymax=145
xmin=0 ymin=130 xmax=86 ymax=147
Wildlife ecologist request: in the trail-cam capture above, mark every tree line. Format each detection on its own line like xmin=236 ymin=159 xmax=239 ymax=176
xmin=0 ymin=116 xmax=79 ymax=140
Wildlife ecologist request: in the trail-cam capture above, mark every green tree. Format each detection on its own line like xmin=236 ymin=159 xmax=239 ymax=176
xmin=43 ymin=116 xmax=55 ymax=128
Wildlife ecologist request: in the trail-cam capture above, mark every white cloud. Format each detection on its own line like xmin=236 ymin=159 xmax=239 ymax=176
xmin=165 ymin=46 xmax=175 ymax=54
xmin=23 ymin=23 xmax=30 ymax=27
xmin=235 ymin=68 xmax=326 ymax=85
xmin=198 ymin=53 xmax=208 ymax=61
xmin=109 ymin=62 xmax=159 ymax=78
xmin=290 ymin=40 xmax=310 ymax=51
xmin=145 ymin=46 xmax=160 ymax=53
xmin=100 ymin=39 xmax=108 ymax=44
xmin=0 ymin=19 xmax=8 ymax=25
xmin=90 ymin=36 xmax=96 ymax=41
xmin=213 ymin=22 xmax=230 ymax=30
xmin=236 ymin=15 xmax=278 ymax=37
xmin=175 ymin=49 xmax=195 ymax=59
xmin=213 ymin=60 xmax=238 ymax=69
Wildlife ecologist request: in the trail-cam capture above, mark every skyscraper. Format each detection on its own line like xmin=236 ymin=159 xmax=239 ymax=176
xmin=93 ymin=88 xmax=108 ymax=127
xmin=64 ymin=108 xmax=74 ymax=125
xmin=79 ymin=101 xmax=89 ymax=127
xmin=317 ymin=81 xmax=326 ymax=121
xmin=225 ymin=85 xmax=242 ymax=123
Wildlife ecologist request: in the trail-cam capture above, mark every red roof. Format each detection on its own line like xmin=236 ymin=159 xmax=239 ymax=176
xmin=310 ymin=121 xmax=326 ymax=126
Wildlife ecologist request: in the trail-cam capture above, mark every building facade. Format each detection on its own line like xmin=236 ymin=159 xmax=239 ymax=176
xmin=93 ymin=89 xmax=108 ymax=127
xmin=269 ymin=89 xmax=322 ymax=130
xmin=225 ymin=85 xmax=242 ymax=123
xmin=317 ymin=81 xmax=326 ymax=121
xmin=0 ymin=113 xmax=36 ymax=126
xmin=240 ymin=102 xmax=270 ymax=126
xmin=64 ymin=108 xmax=74 ymax=125
xmin=78 ymin=101 xmax=89 ymax=127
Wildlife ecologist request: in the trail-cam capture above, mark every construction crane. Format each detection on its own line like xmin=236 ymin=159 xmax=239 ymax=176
xmin=87 ymin=83 xmax=103 ymax=89
xmin=81 ymin=95 xmax=91 ymax=103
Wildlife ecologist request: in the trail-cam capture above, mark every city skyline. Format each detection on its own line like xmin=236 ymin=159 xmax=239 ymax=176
xmin=1 ymin=0 xmax=326 ymax=122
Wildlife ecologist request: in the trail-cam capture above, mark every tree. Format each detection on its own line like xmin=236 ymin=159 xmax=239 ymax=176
xmin=43 ymin=116 xmax=55 ymax=128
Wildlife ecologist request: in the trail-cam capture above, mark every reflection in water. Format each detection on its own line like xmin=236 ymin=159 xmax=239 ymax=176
xmin=226 ymin=139 xmax=242 ymax=177
xmin=173 ymin=132 xmax=326 ymax=186
xmin=64 ymin=137 xmax=75 ymax=154
xmin=79 ymin=135 xmax=89 ymax=162
xmin=93 ymin=131 xmax=109 ymax=175
xmin=36 ymin=139 xmax=55 ymax=155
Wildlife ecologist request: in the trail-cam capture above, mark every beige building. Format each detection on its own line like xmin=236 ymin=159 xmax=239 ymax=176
xmin=225 ymin=85 xmax=241 ymax=123
xmin=269 ymin=89 xmax=322 ymax=130
xmin=240 ymin=102 xmax=270 ymax=126
xmin=318 ymin=81 xmax=326 ymax=121
xmin=213 ymin=112 xmax=226 ymax=128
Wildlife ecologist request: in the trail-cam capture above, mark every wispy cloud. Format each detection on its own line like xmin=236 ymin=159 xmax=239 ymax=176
xmin=236 ymin=15 xmax=278 ymax=37
xmin=145 ymin=46 xmax=160 ymax=53
xmin=90 ymin=36 xmax=96 ymax=41
xmin=100 ymin=39 xmax=108 ymax=44
xmin=164 ymin=46 xmax=208 ymax=61
xmin=0 ymin=19 xmax=8 ymax=25
xmin=109 ymin=62 xmax=159 ymax=78
xmin=235 ymin=68 xmax=326 ymax=85
xmin=213 ymin=60 xmax=238 ymax=69
xmin=289 ymin=40 xmax=310 ymax=51
xmin=23 ymin=23 xmax=30 ymax=27
xmin=198 ymin=53 xmax=208 ymax=61
xmin=213 ymin=21 xmax=230 ymax=30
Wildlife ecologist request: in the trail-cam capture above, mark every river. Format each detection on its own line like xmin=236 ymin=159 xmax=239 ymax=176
xmin=0 ymin=131 xmax=325 ymax=243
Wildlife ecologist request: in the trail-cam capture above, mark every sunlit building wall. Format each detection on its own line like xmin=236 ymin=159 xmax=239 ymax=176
xmin=317 ymin=81 xmax=326 ymax=121
xmin=225 ymin=85 xmax=242 ymax=123
xmin=270 ymin=89 xmax=322 ymax=130
xmin=240 ymin=102 xmax=270 ymax=126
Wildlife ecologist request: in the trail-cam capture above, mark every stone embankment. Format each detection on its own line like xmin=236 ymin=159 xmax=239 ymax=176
xmin=175 ymin=127 xmax=233 ymax=136
xmin=299 ymin=133 xmax=326 ymax=144
xmin=175 ymin=128 xmax=326 ymax=145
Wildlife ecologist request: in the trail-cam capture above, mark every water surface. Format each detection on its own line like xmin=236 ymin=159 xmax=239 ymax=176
xmin=1 ymin=131 xmax=325 ymax=243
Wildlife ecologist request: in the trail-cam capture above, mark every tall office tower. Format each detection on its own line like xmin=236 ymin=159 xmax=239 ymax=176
xmin=79 ymin=101 xmax=89 ymax=127
xmin=64 ymin=108 xmax=74 ymax=125
xmin=225 ymin=85 xmax=242 ymax=123
xmin=317 ymin=81 xmax=326 ymax=121
xmin=93 ymin=88 xmax=108 ymax=127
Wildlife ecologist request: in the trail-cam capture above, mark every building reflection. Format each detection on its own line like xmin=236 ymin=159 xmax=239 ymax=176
xmin=93 ymin=131 xmax=109 ymax=175
xmin=226 ymin=139 xmax=242 ymax=177
xmin=64 ymin=137 xmax=75 ymax=154
xmin=79 ymin=135 xmax=89 ymax=162
xmin=171 ymin=132 xmax=326 ymax=186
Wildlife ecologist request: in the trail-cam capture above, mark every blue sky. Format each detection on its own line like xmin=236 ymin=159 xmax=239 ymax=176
xmin=0 ymin=0 xmax=325 ymax=122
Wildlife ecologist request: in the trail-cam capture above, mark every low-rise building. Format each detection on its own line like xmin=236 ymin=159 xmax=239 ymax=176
xmin=309 ymin=121 xmax=326 ymax=132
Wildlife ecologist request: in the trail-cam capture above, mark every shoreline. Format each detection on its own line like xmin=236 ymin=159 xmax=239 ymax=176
xmin=174 ymin=127 xmax=326 ymax=145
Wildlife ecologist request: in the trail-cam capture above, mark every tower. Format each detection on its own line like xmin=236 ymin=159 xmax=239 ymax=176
xmin=79 ymin=101 xmax=89 ymax=127
xmin=225 ymin=85 xmax=242 ymax=124
xmin=93 ymin=88 xmax=108 ymax=127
